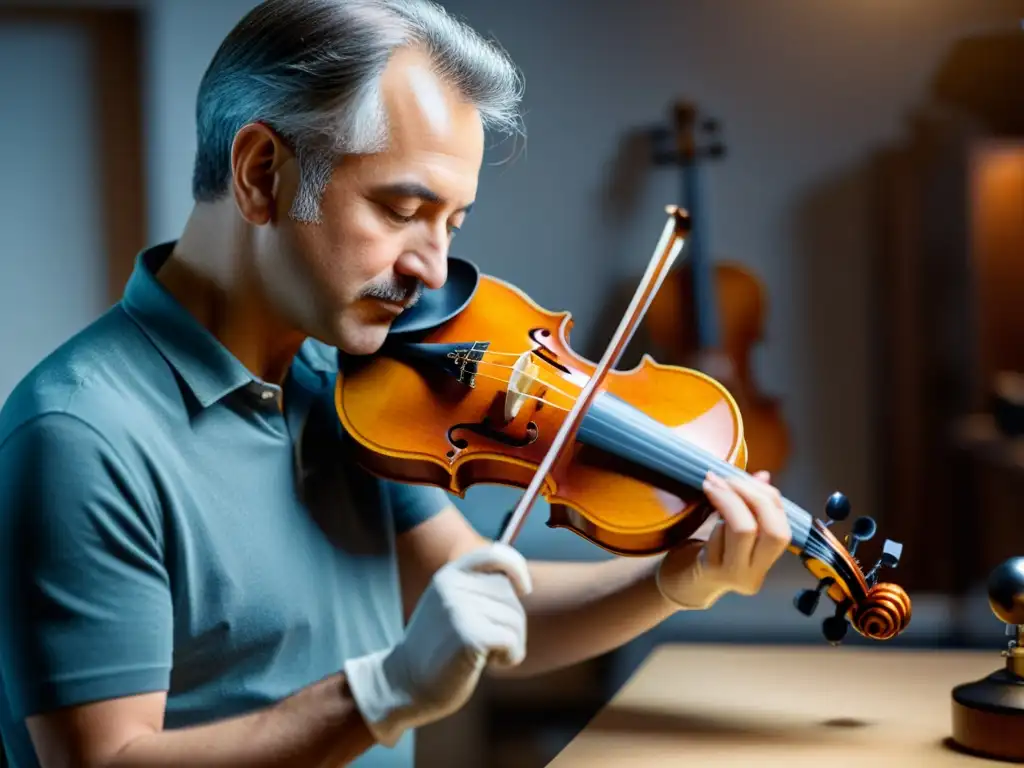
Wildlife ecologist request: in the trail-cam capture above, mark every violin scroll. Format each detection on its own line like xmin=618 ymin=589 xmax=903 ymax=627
xmin=852 ymin=582 xmax=913 ymax=641
xmin=793 ymin=492 xmax=911 ymax=644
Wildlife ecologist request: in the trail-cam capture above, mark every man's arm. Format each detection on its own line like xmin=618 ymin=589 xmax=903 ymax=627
xmin=489 ymin=554 xmax=680 ymax=677
xmin=26 ymin=677 xmax=375 ymax=768
xmin=396 ymin=506 xmax=678 ymax=677
xmin=0 ymin=413 xmax=378 ymax=768
xmin=395 ymin=470 xmax=790 ymax=680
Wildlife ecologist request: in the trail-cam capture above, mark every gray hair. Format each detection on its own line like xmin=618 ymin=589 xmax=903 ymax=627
xmin=191 ymin=0 xmax=525 ymax=222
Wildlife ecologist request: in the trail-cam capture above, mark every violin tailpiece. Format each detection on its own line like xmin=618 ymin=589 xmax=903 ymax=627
xmin=381 ymin=340 xmax=491 ymax=388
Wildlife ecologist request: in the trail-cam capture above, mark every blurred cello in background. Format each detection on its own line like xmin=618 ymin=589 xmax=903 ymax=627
xmin=645 ymin=100 xmax=791 ymax=476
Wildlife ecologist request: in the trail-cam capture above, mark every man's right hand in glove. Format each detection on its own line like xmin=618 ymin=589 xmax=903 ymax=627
xmin=344 ymin=542 xmax=532 ymax=748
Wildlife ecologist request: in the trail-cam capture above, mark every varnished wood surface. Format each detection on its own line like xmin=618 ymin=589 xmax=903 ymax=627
xmin=337 ymin=273 xmax=745 ymax=555
xmin=550 ymin=643 xmax=1009 ymax=766
xmin=952 ymin=698 xmax=1024 ymax=763
xmin=646 ymin=262 xmax=791 ymax=476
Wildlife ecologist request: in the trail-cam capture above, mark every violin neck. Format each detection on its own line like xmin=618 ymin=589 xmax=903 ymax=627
xmin=682 ymin=159 xmax=720 ymax=352
xmin=578 ymin=392 xmax=812 ymax=550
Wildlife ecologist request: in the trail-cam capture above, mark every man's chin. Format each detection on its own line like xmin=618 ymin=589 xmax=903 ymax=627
xmin=333 ymin=319 xmax=393 ymax=357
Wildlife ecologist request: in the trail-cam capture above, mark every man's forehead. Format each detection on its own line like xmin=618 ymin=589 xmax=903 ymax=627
xmin=405 ymin=63 xmax=454 ymax=138
xmin=379 ymin=48 xmax=485 ymax=155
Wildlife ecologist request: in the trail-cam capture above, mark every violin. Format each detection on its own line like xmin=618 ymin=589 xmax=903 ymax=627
xmin=645 ymin=99 xmax=791 ymax=476
xmin=334 ymin=207 xmax=911 ymax=645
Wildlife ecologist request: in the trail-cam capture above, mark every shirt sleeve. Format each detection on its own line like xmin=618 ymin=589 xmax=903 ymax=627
xmin=0 ymin=412 xmax=173 ymax=721
xmin=387 ymin=480 xmax=452 ymax=534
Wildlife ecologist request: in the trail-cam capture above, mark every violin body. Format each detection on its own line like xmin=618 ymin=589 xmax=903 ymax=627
xmin=336 ymin=272 xmax=743 ymax=556
xmin=645 ymin=258 xmax=791 ymax=476
xmin=334 ymin=208 xmax=911 ymax=644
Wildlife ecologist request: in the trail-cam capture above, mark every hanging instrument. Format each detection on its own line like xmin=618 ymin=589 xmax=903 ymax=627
xmin=645 ymin=100 xmax=791 ymax=476
xmin=334 ymin=207 xmax=910 ymax=645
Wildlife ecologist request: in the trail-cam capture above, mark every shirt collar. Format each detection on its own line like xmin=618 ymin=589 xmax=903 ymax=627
xmin=121 ymin=241 xmax=280 ymax=408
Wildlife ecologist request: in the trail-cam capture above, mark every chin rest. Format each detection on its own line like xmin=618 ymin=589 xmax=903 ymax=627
xmin=386 ymin=256 xmax=480 ymax=337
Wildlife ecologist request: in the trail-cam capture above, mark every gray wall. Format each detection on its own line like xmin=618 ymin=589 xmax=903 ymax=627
xmin=1 ymin=18 xmax=107 ymax=404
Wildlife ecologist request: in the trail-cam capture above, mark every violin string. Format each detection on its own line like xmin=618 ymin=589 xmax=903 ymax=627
xmin=470 ymin=372 xmax=570 ymax=411
xmin=472 ymin=352 xmax=844 ymax=572
xmin=477 ymin=347 xmax=602 ymax=388
xmin=580 ymin=401 xmax=817 ymax=540
xmin=478 ymin=352 xmax=787 ymax=498
xmin=477 ymin=353 xmax=816 ymax=515
xmin=480 ymin=357 xmax=804 ymax=513
xmin=472 ymin=359 xmax=577 ymax=402
xmin=475 ymin=359 xmax=751 ymax=507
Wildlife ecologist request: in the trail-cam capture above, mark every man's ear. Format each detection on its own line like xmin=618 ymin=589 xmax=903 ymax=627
xmin=230 ymin=122 xmax=293 ymax=225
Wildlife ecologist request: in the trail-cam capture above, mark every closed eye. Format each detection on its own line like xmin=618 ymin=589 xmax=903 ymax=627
xmin=380 ymin=204 xmax=416 ymax=224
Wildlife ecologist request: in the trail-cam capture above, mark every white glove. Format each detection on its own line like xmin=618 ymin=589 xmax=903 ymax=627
xmin=343 ymin=542 xmax=532 ymax=747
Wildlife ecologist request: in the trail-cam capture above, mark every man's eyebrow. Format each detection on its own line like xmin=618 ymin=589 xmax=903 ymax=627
xmin=371 ymin=182 xmax=474 ymax=213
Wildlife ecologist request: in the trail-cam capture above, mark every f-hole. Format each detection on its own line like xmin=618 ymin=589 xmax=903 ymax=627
xmin=447 ymin=416 xmax=540 ymax=451
xmin=528 ymin=328 xmax=571 ymax=374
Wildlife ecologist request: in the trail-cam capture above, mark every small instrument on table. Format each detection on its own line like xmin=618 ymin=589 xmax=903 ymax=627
xmin=644 ymin=100 xmax=791 ymax=476
xmin=950 ymin=556 xmax=1024 ymax=762
xmin=335 ymin=207 xmax=910 ymax=645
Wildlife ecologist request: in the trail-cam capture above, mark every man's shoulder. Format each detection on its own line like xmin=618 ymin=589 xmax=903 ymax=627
xmin=291 ymin=337 xmax=339 ymax=387
xmin=0 ymin=304 xmax=160 ymax=450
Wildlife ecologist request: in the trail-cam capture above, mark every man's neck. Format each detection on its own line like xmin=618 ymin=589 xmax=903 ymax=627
xmin=157 ymin=203 xmax=304 ymax=387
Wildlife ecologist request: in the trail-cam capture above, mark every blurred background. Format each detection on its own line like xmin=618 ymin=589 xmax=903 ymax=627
xmin=2 ymin=0 xmax=1024 ymax=765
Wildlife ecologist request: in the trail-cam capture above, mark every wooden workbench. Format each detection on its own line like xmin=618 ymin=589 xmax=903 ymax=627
xmin=549 ymin=643 xmax=1009 ymax=766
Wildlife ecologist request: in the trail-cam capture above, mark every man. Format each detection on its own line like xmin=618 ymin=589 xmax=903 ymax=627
xmin=0 ymin=1 xmax=791 ymax=766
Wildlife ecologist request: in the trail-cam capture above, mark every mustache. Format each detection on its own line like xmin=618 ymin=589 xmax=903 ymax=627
xmin=360 ymin=275 xmax=424 ymax=307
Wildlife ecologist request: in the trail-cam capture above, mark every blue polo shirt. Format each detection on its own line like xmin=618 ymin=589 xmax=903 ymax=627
xmin=0 ymin=242 xmax=450 ymax=767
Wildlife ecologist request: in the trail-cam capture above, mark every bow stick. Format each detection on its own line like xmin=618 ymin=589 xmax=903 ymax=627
xmin=498 ymin=205 xmax=693 ymax=546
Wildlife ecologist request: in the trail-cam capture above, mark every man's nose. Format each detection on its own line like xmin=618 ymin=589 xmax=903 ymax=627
xmin=396 ymin=235 xmax=449 ymax=290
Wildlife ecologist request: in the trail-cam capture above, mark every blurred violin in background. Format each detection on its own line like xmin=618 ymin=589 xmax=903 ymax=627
xmin=334 ymin=208 xmax=911 ymax=646
xmin=645 ymin=100 xmax=791 ymax=477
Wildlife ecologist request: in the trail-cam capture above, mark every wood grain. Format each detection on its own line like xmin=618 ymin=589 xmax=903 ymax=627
xmin=551 ymin=643 xmax=1008 ymax=766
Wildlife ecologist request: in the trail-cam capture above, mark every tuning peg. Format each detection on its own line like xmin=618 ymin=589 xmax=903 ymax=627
xmin=843 ymin=516 xmax=877 ymax=557
xmin=863 ymin=539 xmax=903 ymax=585
xmin=794 ymin=576 xmax=835 ymax=616
xmin=881 ymin=538 xmax=903 ymax=567
xmin=822 ymin=602 xmax=850 ymax=645
xmin=823 ymin=491 xmax=851 ymax=526
xmin=701 ymin=118 xmax=720 ymax=132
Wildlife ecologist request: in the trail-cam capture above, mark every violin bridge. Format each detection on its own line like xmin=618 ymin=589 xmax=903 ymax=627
xmin=504 ymin=350 xmax=541 ymax=422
